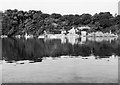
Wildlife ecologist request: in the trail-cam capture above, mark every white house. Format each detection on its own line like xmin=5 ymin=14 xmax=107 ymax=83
xmin=61 ymin=29 xmax=66 ymax=34
xmin=68 ymin=27 xmax=76 ymax=34
xmin=77 ymin=26 xmax=90 ymax=36
xmin=24 ymin=33 xmax=33 ymax=40
xmin=81 ymin=31 xmax=87 ymax=37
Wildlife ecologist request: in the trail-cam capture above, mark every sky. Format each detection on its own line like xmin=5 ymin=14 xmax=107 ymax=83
xmin=0 ymin=0 xmax=119 ymax=15
xmin=118 ymin=1 xmax=120 ymax=15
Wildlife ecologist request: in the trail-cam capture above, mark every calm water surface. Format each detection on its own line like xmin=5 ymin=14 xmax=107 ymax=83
xmin=1 ymin=36 xmax=119 ymax=83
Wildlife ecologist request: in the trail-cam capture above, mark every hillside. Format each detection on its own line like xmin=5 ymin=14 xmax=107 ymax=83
xmin=1 ymin=9 xmax=120 ymax=36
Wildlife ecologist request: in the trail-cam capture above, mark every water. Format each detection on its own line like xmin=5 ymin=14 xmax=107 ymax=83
xmin=1 ymin=36 xmax=119 ymax=83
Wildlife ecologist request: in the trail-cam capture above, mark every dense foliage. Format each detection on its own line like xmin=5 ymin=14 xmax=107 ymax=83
xmin=0 ymin=9 xmax=120 ymax=36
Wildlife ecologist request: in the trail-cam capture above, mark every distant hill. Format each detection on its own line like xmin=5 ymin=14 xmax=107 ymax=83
xmin=1 ymin=9 xmax=120 ymax=36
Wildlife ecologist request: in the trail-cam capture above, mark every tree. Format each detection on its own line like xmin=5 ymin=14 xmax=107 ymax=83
xmin=41 ymin=13 xmax=50 ymax=19
xmin=99 ymin=19 xmax=112 ymax=28
xmin=50 ymin=13 xmax=62 ymax=19
xmin=80 ymin=14 xmax=92 ymax=25
xmin=92 ymin=12 xmax=113 ymax=24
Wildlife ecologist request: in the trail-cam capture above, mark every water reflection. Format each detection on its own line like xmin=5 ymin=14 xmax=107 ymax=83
xmin=2 ymin=36 xmax=120 ymax=63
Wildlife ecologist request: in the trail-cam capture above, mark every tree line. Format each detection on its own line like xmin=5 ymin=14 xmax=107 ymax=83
xmin=0 ymin=9 xmax=120 ymax=36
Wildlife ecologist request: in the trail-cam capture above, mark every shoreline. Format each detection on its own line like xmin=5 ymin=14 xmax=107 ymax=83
xmin=0 ymin=32 xmax=119 ymax=39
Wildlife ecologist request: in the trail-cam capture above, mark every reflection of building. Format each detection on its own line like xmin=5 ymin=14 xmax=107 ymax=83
xmin=87 ymin=37 xmax=117 ymax=43
xmin=81 ymin=37 xmax=87 ymax=43
xmin=67 ymin=36 xmax=76 ymax=45
xmin=87 ymin=31 xmax=118 ymax=37
xmin=74 ymin=37 xmax=87 ymax=44
xmin=61 ymin=36 xmax=67 ymax=43
xmin=66 ymin=34 xmax=79 ymax=45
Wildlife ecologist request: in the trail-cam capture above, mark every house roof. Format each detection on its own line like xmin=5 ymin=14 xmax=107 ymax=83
xmin=78 ymin=26 xmax=90 ymax=30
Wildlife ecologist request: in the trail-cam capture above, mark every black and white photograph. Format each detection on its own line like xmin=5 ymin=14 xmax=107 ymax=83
xmin=0 ymin=0 xmax=120 ymax=84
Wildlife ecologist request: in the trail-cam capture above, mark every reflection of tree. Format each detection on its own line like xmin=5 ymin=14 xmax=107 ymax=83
xmin=73 ymin=44 xmax=91 ymax=57
xmin=45 ymin=39 xmax=62 ymax=57
xmin=2 ymin=38 xmax=119 ymax=62
xmin=24 ymin=39 xmax=45 ymax=59
xmin=92 ymin=42 xmax=114 ymax=58
xmin=2 ymin=38 xmax=45 ymax=61
xmin=2 ymin=38 xmax=26 ymax=61
xmin=116 ymin=45 xmax=120 ymax=56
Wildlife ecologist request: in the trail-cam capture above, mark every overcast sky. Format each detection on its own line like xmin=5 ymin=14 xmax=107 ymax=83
xmin=0 ymin=0 xmax=119 ymax=15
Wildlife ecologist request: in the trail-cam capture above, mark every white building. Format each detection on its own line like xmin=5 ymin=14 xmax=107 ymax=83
xmin=77 ymin=26 xmax=90 ymax=36
xmin=78 ymin=26 xmax=91 ymax=30
xmin=81 ymin=31 xmax=87 ymax=37
xmin=68 ymin=27 xmax=76 ymax=34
